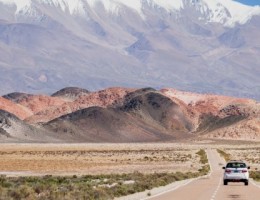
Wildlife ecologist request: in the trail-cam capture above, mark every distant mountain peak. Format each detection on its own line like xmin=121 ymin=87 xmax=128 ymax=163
xmin=1 ymin=0 xmax=31 ymax=12
xmin=1 ymin=0 xmax=260 ymax=26
xmin=0 ymin=0 xmax=260 ymax=99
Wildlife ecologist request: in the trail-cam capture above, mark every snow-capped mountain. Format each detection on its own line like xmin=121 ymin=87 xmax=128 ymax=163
xmin=1 ymin=0 xmax=260 ymax=26
xmin=0 ymin=0 xmax=260 ymax=99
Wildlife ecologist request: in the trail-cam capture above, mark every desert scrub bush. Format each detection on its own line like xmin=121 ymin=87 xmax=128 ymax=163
xmin=217 ymin=149 xmax=231 ymax=161
xmin=0 ymin=169 xmax=210 ymax=200
xmin=198 ymin=165 xmax=210 ymax=176
xmin=250 ymin=171 xmax=260 ymax=182
xmin=196 ymin=149 xmax=208 ymax=164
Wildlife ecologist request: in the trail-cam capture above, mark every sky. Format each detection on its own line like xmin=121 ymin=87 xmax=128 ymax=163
xmin=234 ymin=0 xmax=260 ymax=6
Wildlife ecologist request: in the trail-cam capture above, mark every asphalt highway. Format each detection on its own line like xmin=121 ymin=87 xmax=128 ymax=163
xmin=144 ymin=149 xmax=260 ymax=200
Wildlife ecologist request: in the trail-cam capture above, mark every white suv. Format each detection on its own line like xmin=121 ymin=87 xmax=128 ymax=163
xmin=222 ymin=160 xmax=250 ymax=186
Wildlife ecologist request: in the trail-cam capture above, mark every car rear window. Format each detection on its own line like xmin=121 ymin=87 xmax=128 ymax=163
xmin=226 ymin=163 xmax=246 ymax=168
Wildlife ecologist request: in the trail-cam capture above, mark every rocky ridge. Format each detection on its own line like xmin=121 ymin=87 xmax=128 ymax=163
xmin=0 ymin=87 xmax=259 ymax=142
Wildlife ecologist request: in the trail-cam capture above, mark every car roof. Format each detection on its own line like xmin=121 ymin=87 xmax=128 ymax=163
xmin=227 ymin=160 xmax=245 ymax=163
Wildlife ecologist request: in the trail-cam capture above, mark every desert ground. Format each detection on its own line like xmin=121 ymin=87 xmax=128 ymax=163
xmin=0 ymin=140 xmax=260 ymax=200
xmin=0 ymin=140 xmax=260 ymax=177
xmin=0 ymin=143 xmax=203 ymax=176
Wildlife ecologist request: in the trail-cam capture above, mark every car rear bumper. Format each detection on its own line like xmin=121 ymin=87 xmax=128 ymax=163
xmin=224 ymin=178 xmax=248 ymax=182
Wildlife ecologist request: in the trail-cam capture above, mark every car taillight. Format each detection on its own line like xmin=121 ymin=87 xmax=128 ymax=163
xmin=242 ymin=170 xmax=247 ymax=173
xmin=225 ymin=169 xmax=231 ymax=173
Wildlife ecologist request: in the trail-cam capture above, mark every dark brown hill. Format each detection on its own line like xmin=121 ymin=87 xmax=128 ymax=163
xmin=122 ymin=89 xmax=194 ymax=132
xmin=44 ymin=89 xmax=194 ymax=142
xmin=45 ymin=106 xmax=177 ymax=142
xmin=2 ymin=92 xmax=33 ymax=103
xmin=51 ymin=87 xmax=90 ymax=101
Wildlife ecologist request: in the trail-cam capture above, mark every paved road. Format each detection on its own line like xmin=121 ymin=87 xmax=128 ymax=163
xmin=144 ymin=149 xmax=260 ymax=200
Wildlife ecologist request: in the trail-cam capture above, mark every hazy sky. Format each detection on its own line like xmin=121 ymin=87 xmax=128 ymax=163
xmin=235 ymin=0 xmax=260 ymax=5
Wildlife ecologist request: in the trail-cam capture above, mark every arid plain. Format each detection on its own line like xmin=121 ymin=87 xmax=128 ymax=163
xmin=0 ymin=143 xmax=202 ymax=176
xmin=0 ymin=141 xmax=260 ymax=177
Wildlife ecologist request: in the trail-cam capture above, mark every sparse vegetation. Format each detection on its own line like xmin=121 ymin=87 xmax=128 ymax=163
xmin=0 ymin=168 xmax=210 ymax=200
xmin=0 ymin=145 xmax=202 ymax=175
xmin=196 ymin=149 xmax=208 ymax=164
xmin=0 ymin=144 xmax=213 ymax=199
xmin=217 ymin=149 xmax=231 ymax=161
xmin=250 ymin=171 xmax=260 ymax=182
xmin=195 ymin=149 xmax=210 ymax=176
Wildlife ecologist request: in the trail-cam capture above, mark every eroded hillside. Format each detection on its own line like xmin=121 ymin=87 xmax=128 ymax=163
xmin=0 ymin=87 xmax=259 ymax=142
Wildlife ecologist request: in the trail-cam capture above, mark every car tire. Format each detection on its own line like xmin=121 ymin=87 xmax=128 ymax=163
xmin=245 ymin=181 xmax=248 ymax=186
xmin=224 ymin=180 xmax=228 ymax=185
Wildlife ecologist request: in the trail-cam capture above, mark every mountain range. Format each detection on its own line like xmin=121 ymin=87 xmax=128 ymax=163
xmin=0 ymin=0 xmax=260 ymax=99
xmin=0 ymin=87 xmax=259 ymax=142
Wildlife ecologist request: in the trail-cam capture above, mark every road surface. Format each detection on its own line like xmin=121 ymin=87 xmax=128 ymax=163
xmin=144 ymin=149 xmax=260 ymax=200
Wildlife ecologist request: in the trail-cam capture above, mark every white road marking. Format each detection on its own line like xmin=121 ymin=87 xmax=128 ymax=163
xmin=141 ymin=179 xmax=196 ymax=200
xmin=208 ymin=149 xmax=222 ymax=200
xmin=210 ymin=177 xmax=222 ymax=200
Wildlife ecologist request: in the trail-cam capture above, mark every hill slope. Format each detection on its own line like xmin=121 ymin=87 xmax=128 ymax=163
xmin=0 ymin=110 xmax=60 ymax=142
xmin=44 ymin=89 xmax=193 ymax=142
xmin=0 ymin=87 xmax=259 ymax=142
